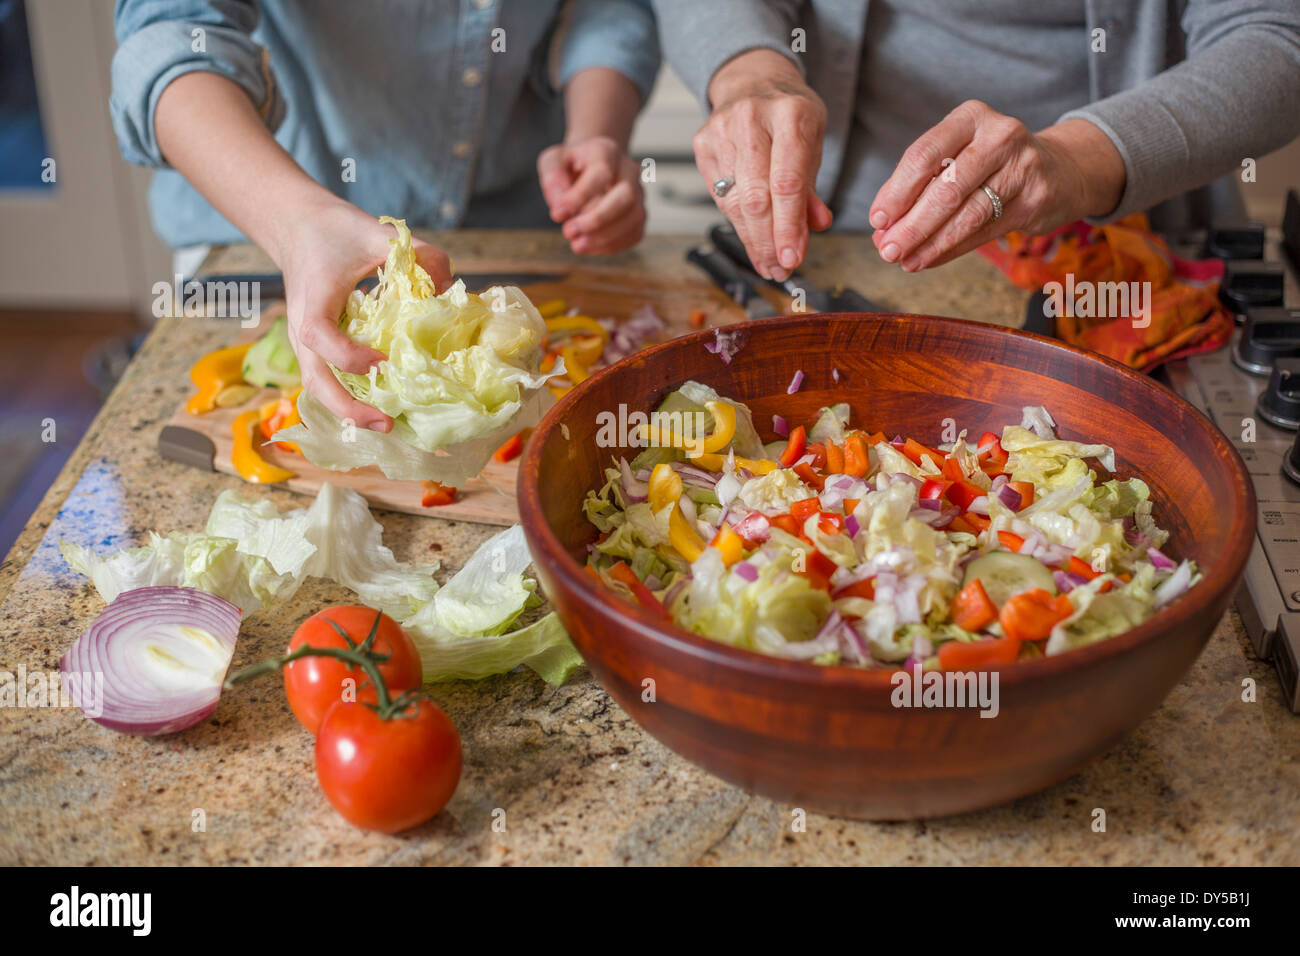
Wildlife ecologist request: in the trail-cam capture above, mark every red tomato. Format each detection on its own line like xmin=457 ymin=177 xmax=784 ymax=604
xmin=315 ymin=697 xmax=462 ymax=833
xmin=284 ymin=606 xmax=423 ymax=735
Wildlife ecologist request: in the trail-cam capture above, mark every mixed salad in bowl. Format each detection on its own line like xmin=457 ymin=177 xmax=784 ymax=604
xmin=582 ymin=381 xmax=1198 ymax=670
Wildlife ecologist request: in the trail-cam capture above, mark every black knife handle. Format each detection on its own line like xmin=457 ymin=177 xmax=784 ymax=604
xmin=710 ymin=222 xmax=809 ymax=297
xmin=686 ymin=245 xmax=761 ymax=306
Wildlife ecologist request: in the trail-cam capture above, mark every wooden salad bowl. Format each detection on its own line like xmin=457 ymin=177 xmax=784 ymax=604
xmin=516 ymin=313 xmax=1255 ymax=819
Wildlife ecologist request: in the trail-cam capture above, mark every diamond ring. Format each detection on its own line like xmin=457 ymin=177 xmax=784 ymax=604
xmin=982 ymin=184 xmax=1003 ymax=221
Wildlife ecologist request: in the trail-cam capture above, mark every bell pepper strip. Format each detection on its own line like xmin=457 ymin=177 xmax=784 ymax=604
xmin=540 ymin=351 xmax=558 ymax=374
xmin=977 ymin=431 xmax=1009 ymax=466
xmin=231 ymin=410 xmax=295 ymax=484
xmin=790 ymin=498 xmax=820 ymax=524
xmin=902 ymin=438 xmax=945 ymax=469
xmin=710 ymin=523 xmax=746 ymax=566
xmin=824 ymin=442 xmax=845 ymax=474
xmin=559 ymin=344 xmax=590 ymax=383
xmin=691 ymin=452 xmax=778 ymax=475
xmin=948 ymin=514 xmax=979 ymax=535
xmin=770 ymin=514 xmax=803 ymax=539
xmin=650 ymin=464 xmax=706 ymax=562
xmin=805 ymin=441 xmax=828 ymax=470
xmin=689 ymin=308 xmax=707 ymax=329
xmin=566 ymin=333 xmax=605 ymax=367
xmin=537 ymin=299 xmax=568 ymax=319
xmin=999 ymin=588 xmax=1073 ymax=642
xmin=258 ymin=388 xmax=303 ymax=453
xmin=919 ymin=478 xmax=951 ymax=500
xmin=1008 ymin=480 xmax=1035 ymax=509
xmin=608 ymin=561 xmax=671 ymax=619
xmin=584 ymin=563 xmax=602 ymax=584
xmin=186 ymin=343 xmax=253 ymax=414
xmin=792 ymin=461 xmax=825 ymax=491
xmin=842 ymin=434 xmax=869 ymax=477
xmin=1065 ymin=555 xmax=1101 ymax=580
xmin=636 ymin=400 xmax=736 ymax=458
xmin=420 ymin=481 xmax=457 ymax=507
xmin=833 ymin=578 xmax=876 ymax=601
xmin=863 ymin=431 xmax=888 ymax=446
xmin=779 ymin=425 xmax=808 ymax=467
xmin=959 ymin=512 xmax=991 ymax=533
xmin=545 ymin=314 xmax=608 ymax=342
xmin=997 ymin=531 xmax=1025 ymax=552
xmin=817 ymin=513 xmax=844 ymax=535
xmin=493 ymin=430 xmax=526 ymax=463
xmin=951 ymin=578 xmax=999 ymax=632
xmin=937 ymin=635 xmax=1021 ymax=670
xmin=945 ymin=478 xmax=985 ymax=511
xmin=794 ymin=548 xmax=838 ymax=591
xmin=941 ymin=457 xmax=966 ymax=482
xmin=842 ymin=497 xmax=860 ymax=515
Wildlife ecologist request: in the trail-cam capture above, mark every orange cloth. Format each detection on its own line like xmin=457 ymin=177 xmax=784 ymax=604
xmin=979 ymin=214 xmax=1234 ymax=372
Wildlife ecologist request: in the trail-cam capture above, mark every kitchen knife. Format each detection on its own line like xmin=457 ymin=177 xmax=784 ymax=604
xmin=708 ymin=223 xmax=887 ymax=313
xmin=686 ymin=245 xmax=780 ymax=318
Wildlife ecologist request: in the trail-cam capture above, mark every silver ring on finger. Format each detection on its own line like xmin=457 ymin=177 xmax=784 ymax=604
xmin=981 ymin=183 xmax=1004 ymax=221
xmin=712 ymin=176 xmax=736 ymax=198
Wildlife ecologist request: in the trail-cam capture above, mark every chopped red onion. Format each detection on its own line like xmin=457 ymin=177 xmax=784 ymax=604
xmin=917 ymin=498 xmax=942 ymax=512
xmin=704 ymin=327 xmax=746 ymax=364
xmin=619 ymin=457 xmax=649 ymax=502
xmin=966 ymin=495 xmax=990 ymax=516
xmin=844 ymin=513 xmax=861 ymax=537
xmin=732 ymin=561 xmax=759 ymax=583
xmin=996 ymin=484 xmax=1023 ymax=511
xmin=1154 ymin=560 xmax=1193 ymax=607
xmin=733 ymin=511 xmax=771 ymax=543
xmin=787 ymin=369 xmax=805 ymax=394
xmin=1147 ymin=546 xmax=1176 ymax=570
xmin=1053 ymin=570 xmax=1089 ymax=593
xmin=773 ymin=414 xmax=789 ymax=438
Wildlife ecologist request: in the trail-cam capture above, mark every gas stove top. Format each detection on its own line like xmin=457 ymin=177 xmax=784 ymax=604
xmin=1156 ymin=193 xmax=1300 ymax=710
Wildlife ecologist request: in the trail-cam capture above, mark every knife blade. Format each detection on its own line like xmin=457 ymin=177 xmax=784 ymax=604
xmin=686 ymin=245 xmax=779 ymax=319
xmin=708 ymin=223 xmax=886 ymax=313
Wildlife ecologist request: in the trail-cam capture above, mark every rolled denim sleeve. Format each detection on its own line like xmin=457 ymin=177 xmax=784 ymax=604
xmin=110 ymin=0 xmax=284 ymax=167
xmin=555 ymin=0 xmax=661 ymax=101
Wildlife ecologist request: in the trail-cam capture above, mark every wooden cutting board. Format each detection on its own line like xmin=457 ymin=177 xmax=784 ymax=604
xmin=158 ymin=264 xmax=773 ymax=525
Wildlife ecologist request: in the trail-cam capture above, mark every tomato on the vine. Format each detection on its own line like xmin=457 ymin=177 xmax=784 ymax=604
xmin=315 ymin=697 xmax=462 ymax=833
xmin=284 ymin=606 xmax=422 ymax=735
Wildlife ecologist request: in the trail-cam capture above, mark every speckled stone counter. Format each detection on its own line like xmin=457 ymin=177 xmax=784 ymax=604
xmin=1 ymin=232 xmax=1295 ymax=865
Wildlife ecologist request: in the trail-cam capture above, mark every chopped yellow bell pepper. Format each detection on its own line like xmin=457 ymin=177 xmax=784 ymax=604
xmin=635 ymin=400 xmax=737 ymax=458
xmin=566 ymin=333 xmax=605 ymax=367
xmin=537 ymin=299 xmax=568 ymax=319
xmin=560 ymin=344 xmax=590 ymax=383
xmin=186 ymin=343 xmax=252 ymax=414
xmin=691 ymin=452 xmax=779 ymax=475
xmin=545 ymin=314 xmax=608 ymax=342
xmin=232 ymin=409 xmax=295 ymax=484
xmin=649 ymin=463 xmax=705 ymax=562
xmin=710 ymin=523 xmax=746 ymax=566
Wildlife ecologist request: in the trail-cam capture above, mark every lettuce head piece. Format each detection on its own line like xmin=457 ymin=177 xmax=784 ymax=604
xmin=277 ymin=217 xmax=556 ymax=483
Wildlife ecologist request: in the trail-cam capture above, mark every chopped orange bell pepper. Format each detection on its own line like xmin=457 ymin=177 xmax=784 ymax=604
xmin=710 ymin=523 xmax=746 ymax=566
xmin=937 ymin=635 xmax=1021 ymax=670
xmin=493 ymin=431 xmax=526 ymax=463
xmin=1008 ymin=480 xmax=1035 ymax=509
xmin=951 ymin=578 xmax=998 ymax=632
xmin=186 ymin=343 xmax=253 ymax=414
xmin=999 ymin=588 xmax=1073 ymax=642
xmin=842 ymin=434 xmax=869 ymax=477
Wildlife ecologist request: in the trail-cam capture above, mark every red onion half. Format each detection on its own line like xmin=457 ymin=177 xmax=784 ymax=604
xmin=60 ymin=586 xmax=241 ymax=736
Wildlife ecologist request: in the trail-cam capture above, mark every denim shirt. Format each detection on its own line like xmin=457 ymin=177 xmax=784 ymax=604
xmin=111 ymin=0 xmax=660 ymax=248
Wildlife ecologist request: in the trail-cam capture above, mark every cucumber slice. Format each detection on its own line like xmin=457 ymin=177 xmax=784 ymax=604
xmin=963 ymin=551 xmax=1057 ymax=606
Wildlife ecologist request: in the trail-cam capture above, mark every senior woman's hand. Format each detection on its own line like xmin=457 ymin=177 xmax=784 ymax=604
xmin=868 ymin=101 xmax=1127 ymax=272
xmin=692 ymin=50 xmax=835 ymax=281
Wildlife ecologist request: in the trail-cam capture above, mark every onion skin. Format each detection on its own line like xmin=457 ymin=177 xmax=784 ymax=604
xmin=60 ymin=586 xmax=241 ymax=736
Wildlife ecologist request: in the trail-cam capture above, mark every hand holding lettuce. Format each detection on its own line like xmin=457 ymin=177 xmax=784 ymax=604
xmin=275 ymin=217 xmax=560 ymax=484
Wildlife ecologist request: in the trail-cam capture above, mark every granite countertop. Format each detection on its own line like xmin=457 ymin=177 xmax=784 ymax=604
xmin=1 ymin=231 xmax=1295 ymax=865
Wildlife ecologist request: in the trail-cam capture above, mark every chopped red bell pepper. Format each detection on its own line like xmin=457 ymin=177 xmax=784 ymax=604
xmin=997 ymin=531 xmax=1025 ymax=552
xmin=920 ymin=478 xmax=951 ymax=500
xmin=493 ymin=431 xmax=525 ymax=463
xmin=833 ymin=578 xmax=876 ymax=601
xmin=817 ymin=512 xmax=844 ymax=535
xmin=420 ymin=481 xmax=458 ymax=507
xmin=792 ymin=461 xmax=825 ymax=491
xmin=945 ymin=478 xmax=985 ymax=511
xmin=779 ymin=425 xmax=808 ymax=467
xmin=790 ymin=498 xmax=820 ymax=524
xmin=609 ymin=561 xmax=671 ymax=619
xmin=1066 ymin=555 xmax=1100 ymax=580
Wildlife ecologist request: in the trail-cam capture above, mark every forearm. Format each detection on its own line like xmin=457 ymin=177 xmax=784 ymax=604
xmin=564 ymin=67 xmax=642 ymax=150
xmin=154 ymin=71 xmax=344 ymax=264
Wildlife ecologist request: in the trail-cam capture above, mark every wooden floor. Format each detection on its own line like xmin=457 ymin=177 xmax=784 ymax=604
xmin=0 ymin=309 xmax=144 ymax=558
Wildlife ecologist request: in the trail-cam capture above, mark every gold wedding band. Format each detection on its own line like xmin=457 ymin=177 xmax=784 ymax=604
xmin=982 ymin=184 xmax=1004 ymax=221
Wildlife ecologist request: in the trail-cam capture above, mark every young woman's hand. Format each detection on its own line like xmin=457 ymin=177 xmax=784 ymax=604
xmin=868 ymin=102 xmax=1126 ymax=272
xmin=537 ymin=135 xmax=646 ymax=255
xmin=274 ymin=200 xmax=453 ymax=431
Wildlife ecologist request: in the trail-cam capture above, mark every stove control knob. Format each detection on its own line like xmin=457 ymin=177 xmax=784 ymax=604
xmin=1221 ymin=262 xmax=1286 ymax=319
xmin=1206 ymin=224 xmax=1266 ymax=261
xmin=1233 ymin=308 xmax=1300 ymax=375
xmin=1257 ymin=357 xmax=1300 ymax=430
xmin=1284 ymin=431 xmax=1300 ymax=486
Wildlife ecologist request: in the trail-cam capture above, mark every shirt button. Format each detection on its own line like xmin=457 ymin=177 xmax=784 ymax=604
xmin=453 ymin=140 xmax=472 ymax=158
xmin=440 ymin=201 xmax=458 ymax=221
xmin=462 ymin=67 xmax=482 ymax=87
